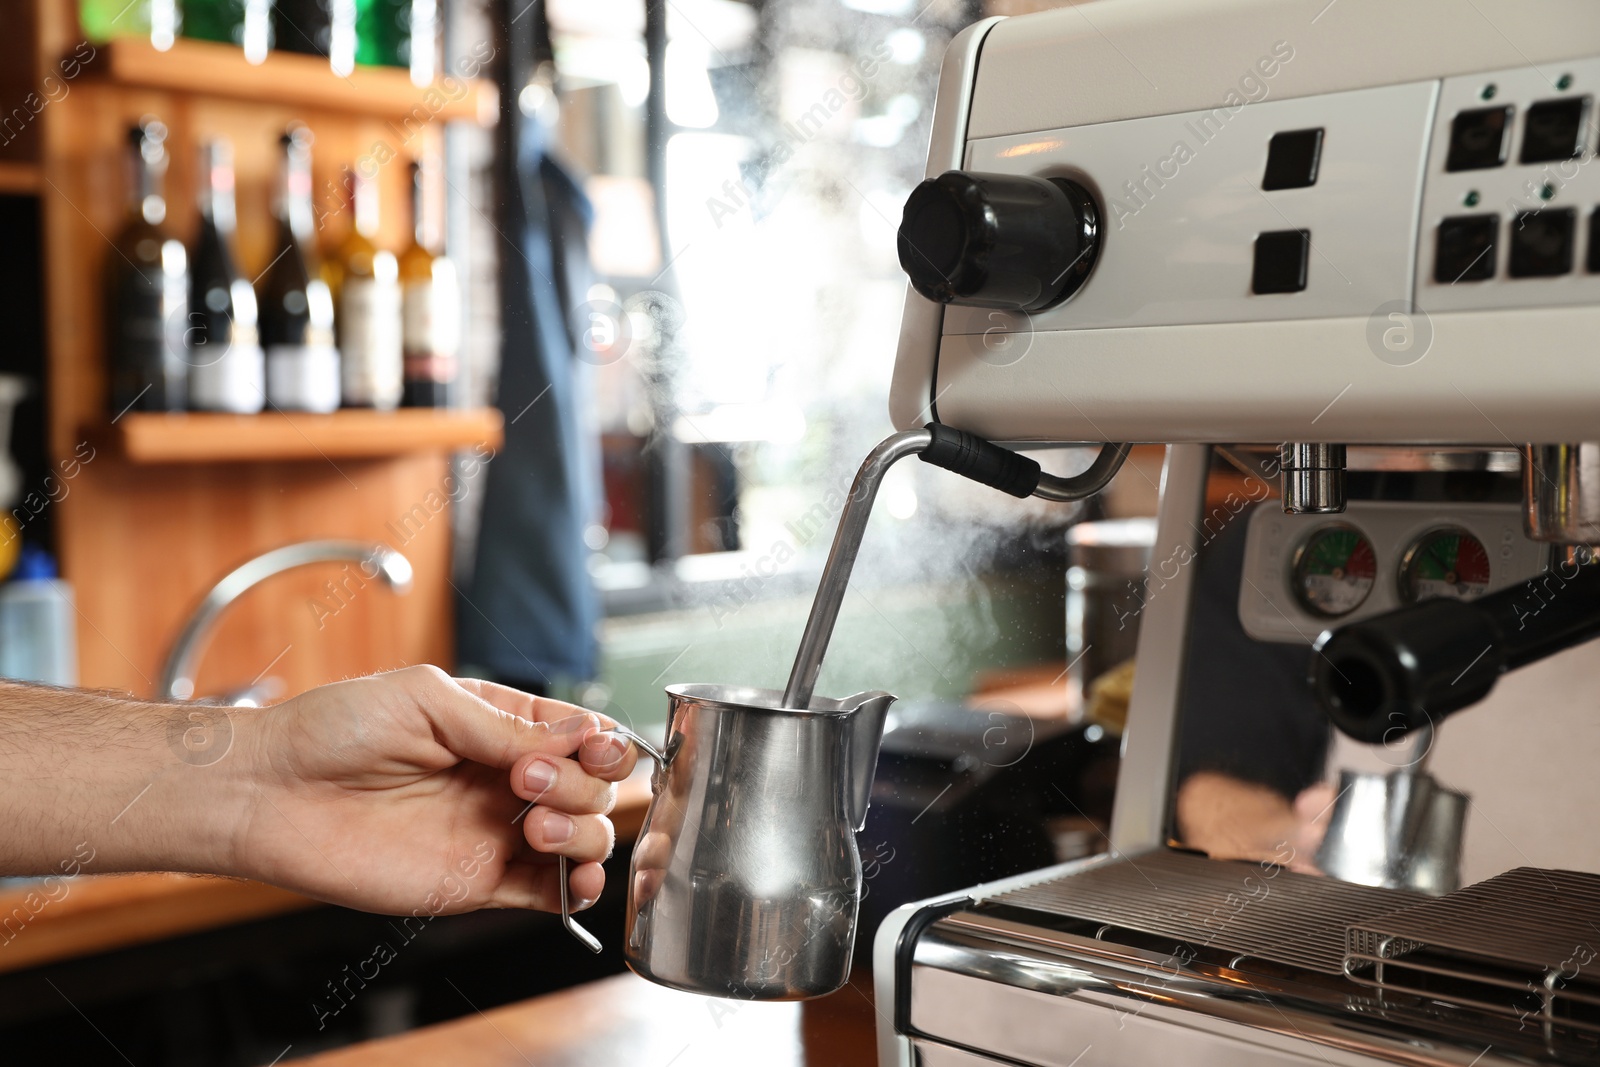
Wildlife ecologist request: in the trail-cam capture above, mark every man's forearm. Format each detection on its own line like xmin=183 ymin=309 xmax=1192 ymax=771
xmin=0 ymin=683 xmax=252 ymax=877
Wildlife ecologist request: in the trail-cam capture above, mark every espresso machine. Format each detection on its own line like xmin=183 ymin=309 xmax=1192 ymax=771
xmin=872 ymin=0 xmax=1600 ymax=1063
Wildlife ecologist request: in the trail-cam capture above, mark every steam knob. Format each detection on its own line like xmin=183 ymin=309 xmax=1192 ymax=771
xmin=897 ymin=171 xmax=1100 ymax=312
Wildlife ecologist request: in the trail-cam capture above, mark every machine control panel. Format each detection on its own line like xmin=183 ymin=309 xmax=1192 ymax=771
xmin=933 ymin=58 xmax=1600 ymax=334
xmin=1418 ymin=59 xmax=1600 ymax=309
xmin=938 ymin=79 xmax=1437 ymax=334
xmin=1237 ymin=501 xmax=1548 ymax=643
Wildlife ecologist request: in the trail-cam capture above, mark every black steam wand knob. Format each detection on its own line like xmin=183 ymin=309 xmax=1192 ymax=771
xmin=897 ymin=171 xmax=1100 ymax=312
xmin=1310 ymin=560 xmax=1600 ymax=743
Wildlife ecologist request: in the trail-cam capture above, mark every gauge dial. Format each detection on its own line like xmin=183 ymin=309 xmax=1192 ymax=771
xmin=1400 ymin=527 xmax=1491 ymax=602
xmin=1292 ymin=525 xmax=1377 ymax=618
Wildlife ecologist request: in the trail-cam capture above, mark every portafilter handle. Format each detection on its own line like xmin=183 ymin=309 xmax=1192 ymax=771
xmin=781 ymin=426 xmax=1130 ymax=710
xmin=558 ymin=725 xmax=666 ymax=955
xmin=1311 ymin=559 xmax=1600 ymax=742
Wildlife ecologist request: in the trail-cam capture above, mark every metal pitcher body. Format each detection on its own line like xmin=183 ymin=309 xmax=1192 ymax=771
xmin=623 ymin=683 xmax=894 ymax=1000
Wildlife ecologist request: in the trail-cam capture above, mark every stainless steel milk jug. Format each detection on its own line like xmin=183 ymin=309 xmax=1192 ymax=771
xmin=619 ymin=684 xmax=895 ymax=1000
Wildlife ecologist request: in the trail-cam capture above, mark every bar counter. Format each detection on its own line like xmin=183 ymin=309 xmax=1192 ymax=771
xmin=296 ymin=970 xmax=880 ymax=1067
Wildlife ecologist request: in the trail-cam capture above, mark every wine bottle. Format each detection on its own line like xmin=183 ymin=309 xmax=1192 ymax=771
xmin=272 ymin=0 xmax=356 ymax=75
xmin=188 ymin=140 xmax=265 ymax=414
xmin=258 ymin=126 xmax=340 ymax=413
xmin=330 ymin=166 xmax=402 ymax=410
xmin=400 ymin=158 xmax=460 ymax=407
xmin=107 ymin=119 xmax=188 ymax=416
xmin=182 ymin=0 xmax=272 ymax=63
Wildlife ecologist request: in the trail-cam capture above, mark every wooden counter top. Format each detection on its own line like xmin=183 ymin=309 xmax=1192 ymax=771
xmin=295 ymin=969 xmax=879 ymax=1067
xmin=0 ymin=770 xmax=652 ymax=975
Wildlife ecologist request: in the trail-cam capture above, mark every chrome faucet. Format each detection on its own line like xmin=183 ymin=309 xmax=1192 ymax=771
xmin=160 ymin=540 xmax=414 ymax=702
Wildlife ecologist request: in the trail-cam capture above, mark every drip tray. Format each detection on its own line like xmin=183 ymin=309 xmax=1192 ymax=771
xmin=986 ymin=849 xmax=1421 ymax=974
xmin=1346 ymin=867 xmax=1600 ymax=1035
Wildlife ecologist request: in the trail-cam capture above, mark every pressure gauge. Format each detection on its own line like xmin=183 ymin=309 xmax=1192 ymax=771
xmin=1399 ymin=527 xmax=1491 ymax=603
xmin=1292 ymin=524 xmax=1377 ymax=618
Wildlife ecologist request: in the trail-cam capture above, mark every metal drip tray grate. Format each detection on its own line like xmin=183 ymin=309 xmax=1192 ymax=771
xmin=988 ymin=849 xmax=1420 ymax=974
xmin=1346 ymin=867 xmax=1600 ymax=1035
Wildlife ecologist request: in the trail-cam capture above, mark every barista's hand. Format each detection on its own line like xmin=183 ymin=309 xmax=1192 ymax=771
xmin=1174 ymin=771 xmax=1332 ymax=874
xmin=236 ymin=666 xmax=637 ymax=916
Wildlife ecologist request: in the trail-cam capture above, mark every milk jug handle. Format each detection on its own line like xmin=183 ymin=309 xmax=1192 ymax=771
xmin=601 ymin=724 xmax=667 ymax=767
xmin=558 ymin=725 xmax=666 ymax=954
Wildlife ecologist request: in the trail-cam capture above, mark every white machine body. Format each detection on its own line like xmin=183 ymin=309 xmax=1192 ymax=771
xmin=889 ymin=0 xmax=1600 ymax=444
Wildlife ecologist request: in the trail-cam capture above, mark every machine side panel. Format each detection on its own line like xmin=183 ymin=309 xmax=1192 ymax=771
xmin=1109 ymin=445 xmax=1211 ymax=854
xmin=888 ymin=17 xmax=1002 ymax=432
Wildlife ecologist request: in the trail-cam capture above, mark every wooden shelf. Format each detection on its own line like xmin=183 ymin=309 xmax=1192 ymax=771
xmin=0 ymin=161 xmax=41 ymax=194
xmin=108 ymin=408 xmax=505 ymax=464
xmin=88 ymin=37 xmax=497 ymax=125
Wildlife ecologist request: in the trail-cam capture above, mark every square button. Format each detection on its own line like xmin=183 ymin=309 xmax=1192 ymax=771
xmin=1508 ymin=208 xmax=1576 ymax=277
xmin=1588 ymin=210 xmax=1600 ymax=273
xmin=1252 ymin=229 xmax=1309 ymax=294
xmin=1434 ymin=215 xmax=1498 ymax=283
xmin=1446 ymin=106 xmax=1513 ymax=171
xmin=1521 ymin=97 xmax=1590 ymax=163
xmin=1262 ymin=128 xmax=1324 ymax=190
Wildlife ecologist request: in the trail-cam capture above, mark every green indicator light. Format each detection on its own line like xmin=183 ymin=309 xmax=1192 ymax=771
xmin=1481 ymin=83 xmax=1498 ymax=100
xmin=1464 ymin=190 xmax=1480 ymax=207
xmin=1541 ymin=183 xmax=1556 ymax=201
xmin=1558 ymin=74 xmax=1574 ymax=91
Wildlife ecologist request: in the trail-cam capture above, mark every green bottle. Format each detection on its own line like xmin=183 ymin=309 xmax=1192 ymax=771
xmin=356 ymin=0 xmax=437 ymax=81
xmin=182 ymin=0 xmax=272 ymax=61
xmin=79 ymin=0 xmax=179 ymax=48
xmin=354 ymin=0 xmax=407 ymax=69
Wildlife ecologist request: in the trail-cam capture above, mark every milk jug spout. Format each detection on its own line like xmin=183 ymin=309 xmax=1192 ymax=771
xmin=839 ymin=690 xmax=896 ymax=830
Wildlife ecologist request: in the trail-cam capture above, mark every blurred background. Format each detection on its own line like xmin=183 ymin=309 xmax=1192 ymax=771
xmin=0 ymin=0 xmax=1151 ymax=1062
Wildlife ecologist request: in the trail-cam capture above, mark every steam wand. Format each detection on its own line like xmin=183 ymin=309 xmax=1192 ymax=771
xmin=781 ymin=427 xmax=1130 ymax=709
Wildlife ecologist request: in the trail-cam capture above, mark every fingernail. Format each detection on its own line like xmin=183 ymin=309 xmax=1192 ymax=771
xmin=540 ymin=810 xmax=574 ymax=844
xmin=584 ymin=733 xmax=626 ymax=764
xmin=524 ymin=758 xmax=558 ymax=797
